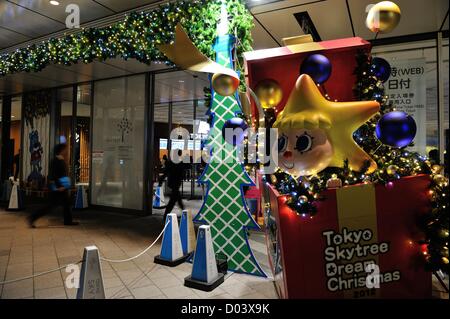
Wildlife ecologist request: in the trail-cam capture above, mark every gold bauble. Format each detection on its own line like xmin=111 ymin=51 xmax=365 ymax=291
xmin=431 ymin=164 xmax=443 ymax=174
xmin=366 ymin=1 xmax=401 ymax=34
xmin=442 ymin=257 xmax=449 ymax=265
xmin=270 ymin=175 xmax=278 ymax=184
xmin=386 ymin=164 xmax=398 ymax=175
xmin=433 ymin=174 xmax=447 ymax=185
xmin=212 ymin=73 xmax=239 ymax=96
xmin=254 ymin=79 xmax=283 ymax=109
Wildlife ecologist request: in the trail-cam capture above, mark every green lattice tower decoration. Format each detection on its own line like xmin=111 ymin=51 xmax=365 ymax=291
xmin=194 ymin=34 xmax=266 ymax=277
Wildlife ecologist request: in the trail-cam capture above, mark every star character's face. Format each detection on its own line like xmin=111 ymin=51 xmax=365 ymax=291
xmin=278 ymin=128 xmax=333 ymax=177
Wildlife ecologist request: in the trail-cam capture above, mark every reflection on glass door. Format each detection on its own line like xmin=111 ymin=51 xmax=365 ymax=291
xmin=171 ymin=101 xmax=194 ymax=198
xmin=10 ymin=97 xmax=22 ymax=181
xmin=153 ymin=102 xmax=169 ymax=187
xmin=91 ymin=75 xmax=145 ymax=210
xmin=75 ymin=84 xmax=91 ymax=185
xmin=153 ymin=71 xmax=209 ymax=207
xmin=57 ymin=87 xmax=74 ymax=182
xmin=193 ymin=100 xmax=210 ymax=199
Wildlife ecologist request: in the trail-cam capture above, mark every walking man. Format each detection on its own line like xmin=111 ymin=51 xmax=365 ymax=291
xmin=28 ymin=143 xmax=78 ymax=227
xmin=158 ymin=154 xmax=185 ymax=222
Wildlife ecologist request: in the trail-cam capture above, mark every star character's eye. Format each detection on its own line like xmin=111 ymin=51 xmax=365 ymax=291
xmin=278 ymin=134 xmax=288 ymax=153
xmin=295 ymin=132 xmax=314 ymax=153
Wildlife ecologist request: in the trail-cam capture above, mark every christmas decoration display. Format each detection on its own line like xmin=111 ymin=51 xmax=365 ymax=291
xmin=273 ymin=74 xmax=380 ymax=176
xmin=244 ymin=19 xmax=447 ymax=298
xmin=370 ymin=57 xmax=391 ymax=82
xmin=254 ymin=79 xmax=283 ymax=109
xmin=260 ymin=49 xmax=448 ymax=275
xmin=0 ymin=0 xmax=253 ymax=80
xmin=158 ymin=3 xmax=265 ymax=276
xmin=299 ymin=54 xmax=332 ymax=84
xmin=375 ymin=111 xmax=417 ymax=148
xmin=264 ymin=173 xmax=433 ymax=298
xmin=222 ymin=117 xmax=248 ymax=146
xmin=366 ymin=1 xmax=402 ymax=34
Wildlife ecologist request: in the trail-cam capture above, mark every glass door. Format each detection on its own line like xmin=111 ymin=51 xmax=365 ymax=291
xmin=152 ymin=70 xmax=209 ymax=215
xmin=91 ymin=75 xmax=145 ymax=210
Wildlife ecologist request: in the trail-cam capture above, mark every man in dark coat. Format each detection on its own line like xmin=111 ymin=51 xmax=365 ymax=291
xmin=159 ymin=155 xmax=185 ymax=222
xmin=28 ymin=143 xmax=78 ymax=227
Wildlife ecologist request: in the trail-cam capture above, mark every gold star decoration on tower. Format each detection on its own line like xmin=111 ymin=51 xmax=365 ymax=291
xmin=157 ymin=23 xmax=239 ymax=82
xmin=274 ymin=74 xmax=380 ymax=173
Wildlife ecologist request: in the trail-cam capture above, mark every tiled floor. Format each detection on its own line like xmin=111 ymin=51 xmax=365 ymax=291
xmin=0 ymin=201 xmax=278 ymax=299
xmin=1 ymin=202 xmax=448 ymax=300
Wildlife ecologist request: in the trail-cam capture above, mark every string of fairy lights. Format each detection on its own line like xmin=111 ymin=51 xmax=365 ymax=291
xmin=0 ymin=0 xmax=253 ymax=78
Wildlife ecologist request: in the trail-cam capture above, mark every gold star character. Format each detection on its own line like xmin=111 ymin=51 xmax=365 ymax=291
xmin=274 ymin=74 xmax=380 ymax=174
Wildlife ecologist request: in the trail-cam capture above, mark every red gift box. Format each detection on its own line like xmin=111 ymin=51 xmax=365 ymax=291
xmin=244 ymin=37 xmax=371 ymax=117
xmin=262 ymin=175 xmax=432 ymax=299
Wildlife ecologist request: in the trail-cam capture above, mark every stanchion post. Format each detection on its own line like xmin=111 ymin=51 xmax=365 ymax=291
xmin=76 ymin=246 xmax=105 ymax=299
xmin=74 ymin=185 xmax=88 ymax=209
xmin=153 ymin=183 xmax=165 ymax=208
xmin=7 ymin=179 xmax=24 ymax=211
xmin=154 ymin=213 xmax=190 ymax=267
xmin=180 ymin=210 xmax=196 ymax=256
xmin=184 ymin=225 xmax=224 ymax=292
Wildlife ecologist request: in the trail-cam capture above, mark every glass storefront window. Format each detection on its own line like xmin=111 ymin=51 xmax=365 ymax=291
xmin=153 ymin=102 xmax=169 ymax=186
xmin=442 ymin=38 xmax=449 ymax=172
xmin=91 ymin=75 xmax=145 ymax=210
xmin=193 ymin=100 xmax=210 ymax=199
xmin=0 ymin=98 xmax=2 ymax=177
xmin=75 ymin=84 xmax=92 ymax=185
xmin=57 ymin=87 xmax=74 ymax=181
xmin=10 ymin=97 xmax=21 ymax=181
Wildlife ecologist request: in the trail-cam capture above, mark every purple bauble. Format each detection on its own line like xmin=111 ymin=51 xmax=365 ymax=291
xmin=300 ymin=54 xmax=332 ymax=84
xmin=370 ymin=57 xmax=391 ymax=82
xmin=375 ymin=111 xmax=417 ymax=148
xmin=222 ymin=117 xmax=248 ymax=146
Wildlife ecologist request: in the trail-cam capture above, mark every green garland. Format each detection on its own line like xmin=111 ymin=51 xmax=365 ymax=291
xmin=269 ymin=50 xmax=449 ymax=273
xmin=0 ymin=0 xmax=253 ymax=78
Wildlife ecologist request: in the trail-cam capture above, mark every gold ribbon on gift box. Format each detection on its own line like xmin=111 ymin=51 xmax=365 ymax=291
xmin=336 ymin=183 xmax=380 ymax=299
xmin=157 ymin=24 xmax=239 ymax=82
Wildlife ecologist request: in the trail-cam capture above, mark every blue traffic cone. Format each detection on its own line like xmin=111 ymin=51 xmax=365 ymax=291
xmin=74 ymin=185 xmax=88 ymax=209
xmin=154 ymin=213 xmax=190 ymax=267
xmin=180 ymin=210 xmax=196 ymax=256
xmin=184 ymin=225 xmax=224 ymax=291
xmin=153 ymin=185 xmax=166 ymax=208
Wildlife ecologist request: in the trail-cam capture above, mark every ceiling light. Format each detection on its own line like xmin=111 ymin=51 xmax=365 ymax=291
xmin=49 ymin=1 xmax=60 ymax=6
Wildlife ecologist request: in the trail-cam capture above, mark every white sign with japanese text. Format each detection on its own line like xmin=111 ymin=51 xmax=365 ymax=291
xmin=385 ymin=58 xmax=427 ymax=154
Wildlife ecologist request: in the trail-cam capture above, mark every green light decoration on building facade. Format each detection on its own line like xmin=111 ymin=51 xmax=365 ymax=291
xmin=0 ymin=0 xmax=253 ymax=78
